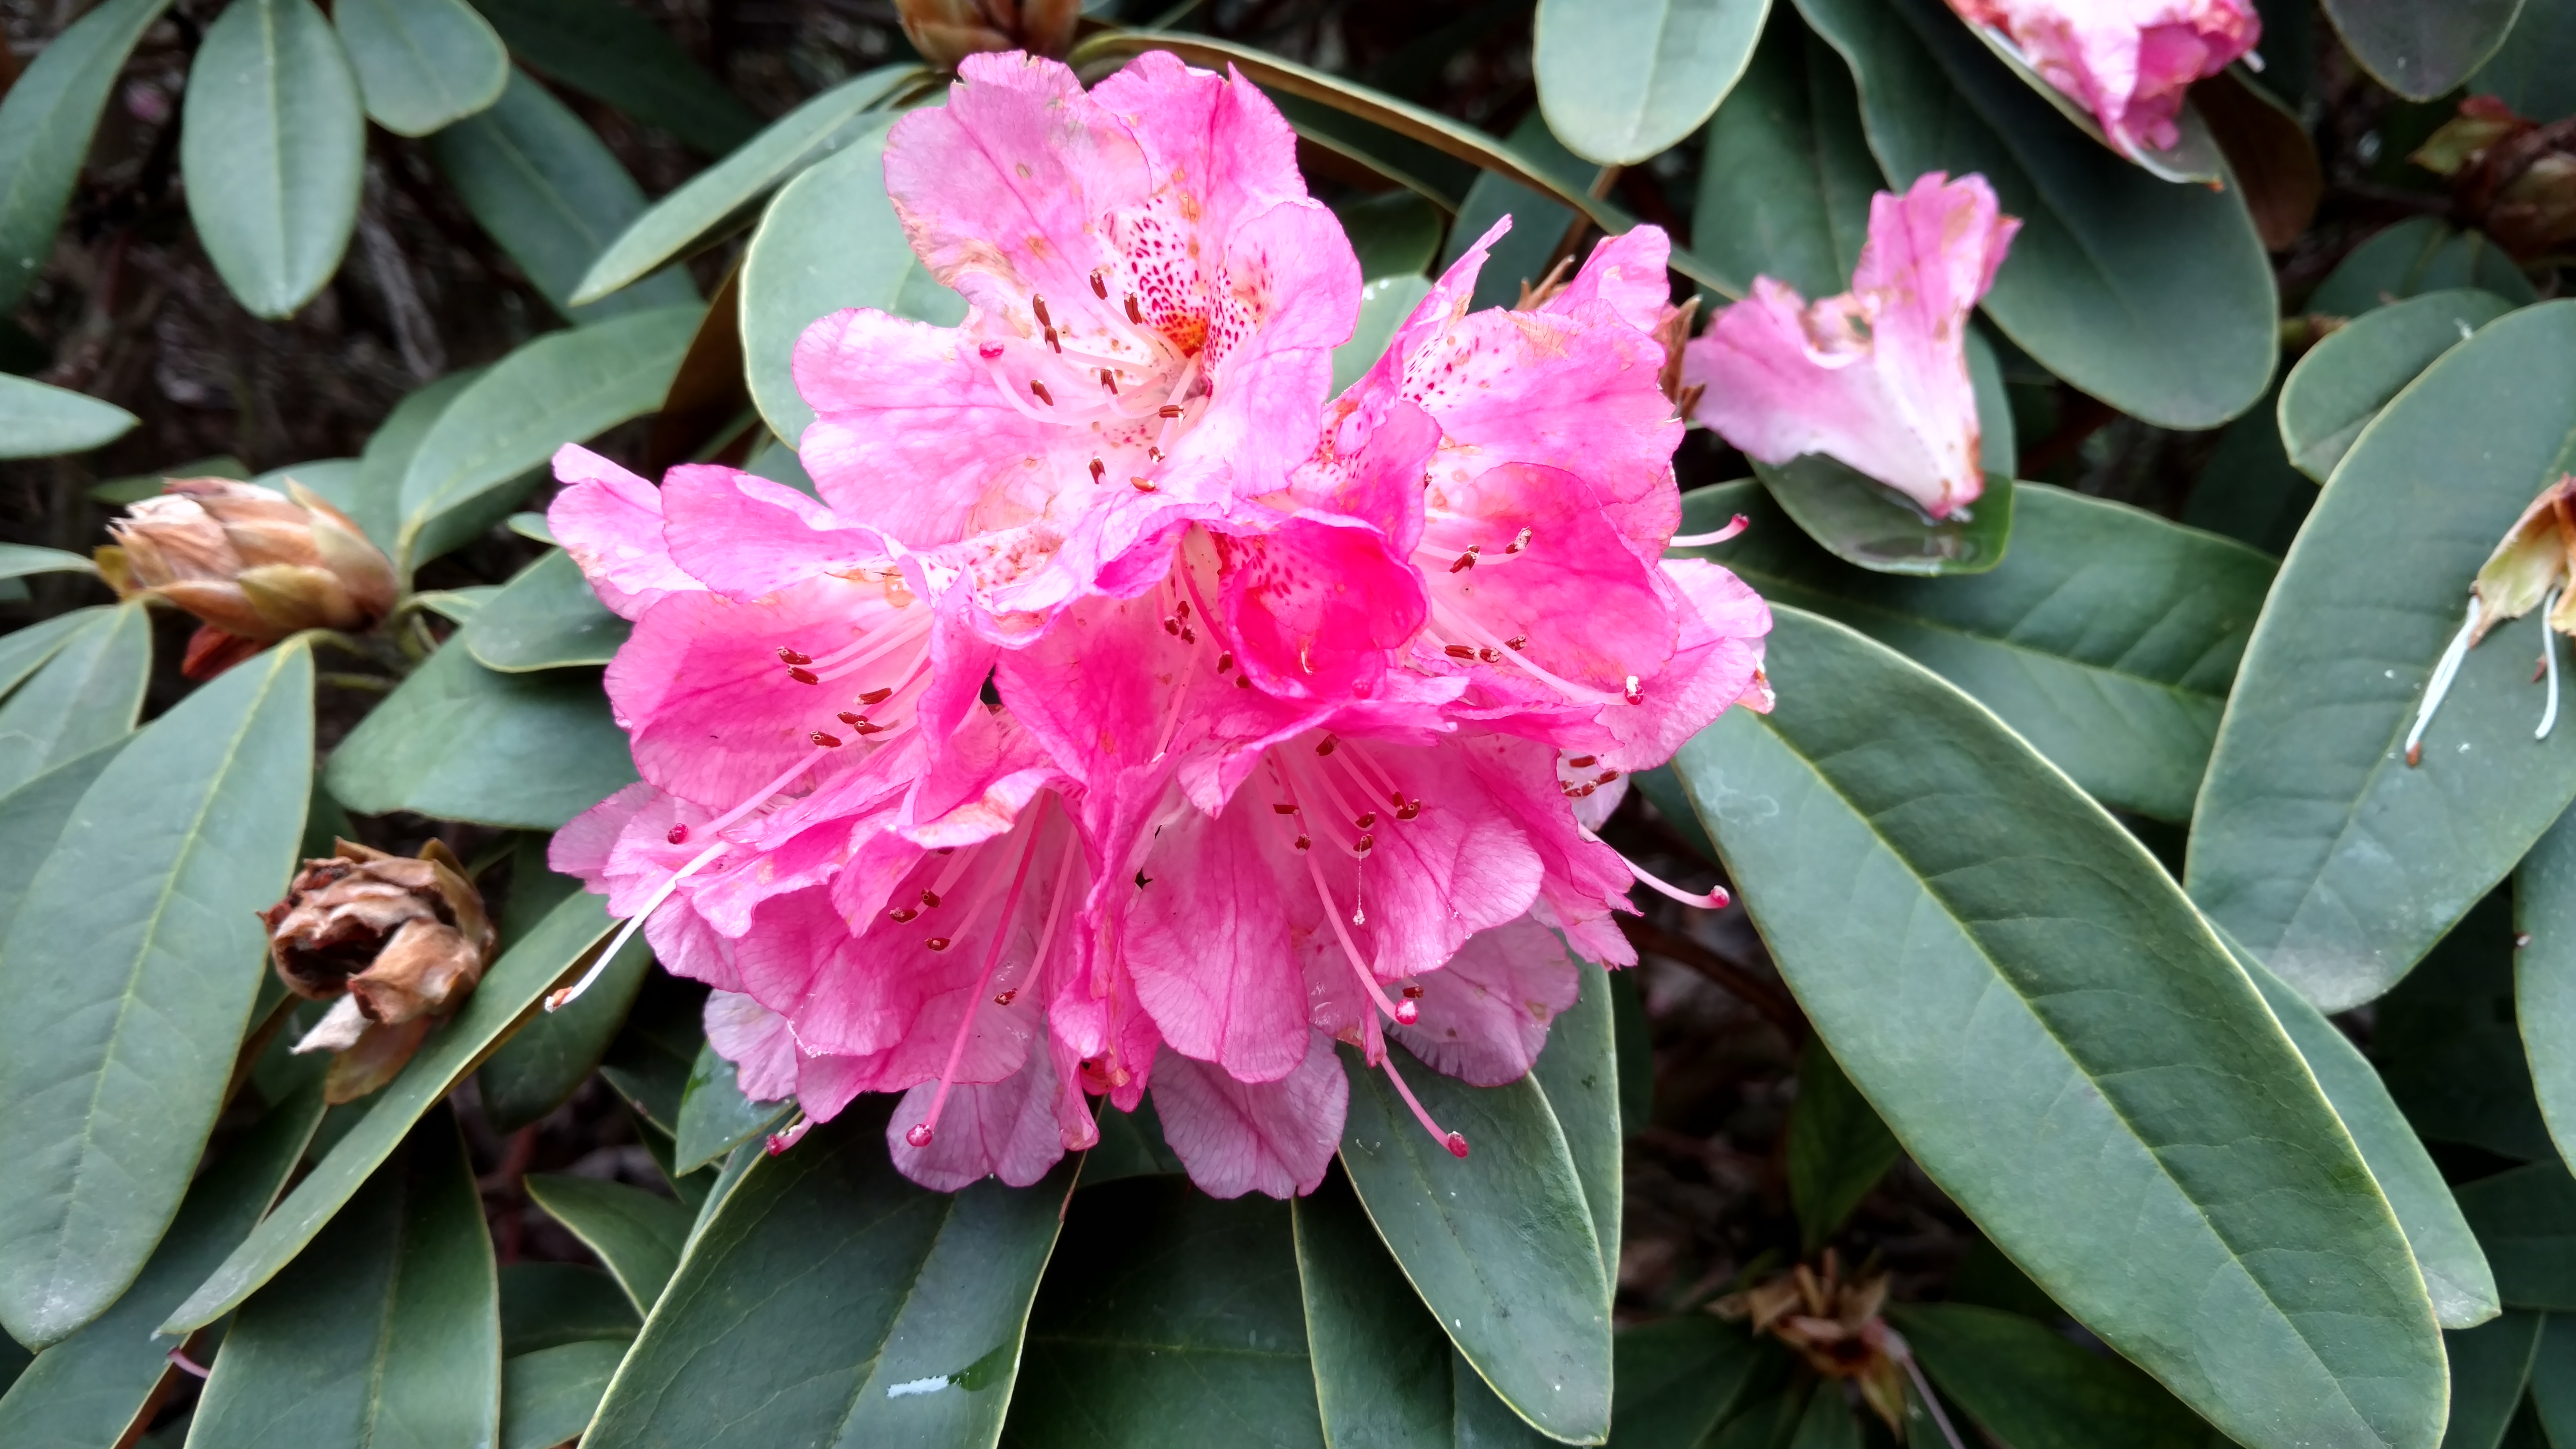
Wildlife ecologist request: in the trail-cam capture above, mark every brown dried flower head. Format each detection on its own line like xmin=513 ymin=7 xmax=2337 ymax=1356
xmin=97 ymin=477 xmax=396 ymax=677
xmin=261 ymin=839 xmax=496 ymax=1102
xmin=1717 ymin=1251 xmax=1909 ymax=1430
xmin=895 ymin=0 xmax=1081 ymax=69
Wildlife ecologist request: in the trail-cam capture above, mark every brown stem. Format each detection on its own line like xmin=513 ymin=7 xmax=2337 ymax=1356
xmin=1620 ymin=916 xmax=1805 ymax=1039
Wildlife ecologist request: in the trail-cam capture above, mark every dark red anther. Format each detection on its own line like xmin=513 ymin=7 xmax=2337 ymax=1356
xmin=858 ymin=686 xmax=894 ymax=705
xmin=839 ymin=711 xmax=865 ymax=726
xmin=1175 ymin=600 xmax=1190 ymax=618
xmin=1090 ymin=270 xmax=1109 ymax=299
xmin=1354 ymin=833 xmax=1375 ymax=855
xmin=1147 ymin=445 xmax=1164 ymax=461
xmin=1623 ymin=675 xmax=1644 ymax=705
xmin=1401 ymin=983 xmax=1425 ymax=999
xmin=1132 ymin=477 xmax=1157 ymax=492
xmin=1100 ymin=368 xmax=1118 ymax=394
xmin=667 ymin=824 xmax=690 ymax=845
xmin=1181 ymin=626 xmax=1195 ymax=644
xmin=1597 ymin=770 xmax=1621 ymax=785
xmin=854 ymin=722 xmax=885 ymax=736
xmin=1235 ymin=674 xmax=1251 ymax=688
xmin=906 ymin=1123 xmax=934 ymax=1147
xmin=1315 ymin=736 xmax=1338 ymax=757
xmin=1031 ymin=380 xmax=1054 ymax=406
xmin=1163 ymin=617 xmax=1181 ymax=636
xmin=788 ymin=667 xmax=820 ymax=685
xmin=1395 ymin=800 xmax=1421 ymax=820
xmin=809 ymin=730 xmax=842 ymax=748
xmin=1032 ymin=295 xmax=1051 ymax=327
xmin=1505 ymin=635 xmax=1528 ymax=651
xmin=1355 ymin=812 xmax=1376 ymax=829
xmin=889 ymin=907 xmax=918 ymax=922
xmin=1293 ymin=834 xmax=1311 ymax=850
xmin=1157 ymin=403 xmax=1183 ymax=418
xmin=1274 ymin=802 xmax=1299 ymax=815
xmin=1567 ymin=755 xmax=1597 ymax=768
xmin=921 ymin=889 xmax=942 ymax=908
xmin=1126 ymin=295 xmax=1145 ymax=324
xmin=1445 ymin=644 xmax=1476 ymax=660
xmin=979 ymin=342 xmax=1005 ymax=360
xmin=1045 ymin=326 xmax=1061 ymax=353
xmin=994 ymin=989 xmax=1017 ymax=1006
xmin=777 ymin=646 xmax=813 ymax=666
xmin=1216 ymin=651 xmax=1234 ymax=673
xmin=1448 ymin=550 xmax=1476 ymax=573
xmin=1445 ymin=1132 xmax=1470 ymax=1159
xmin=927 ymin=937 xmax=953 ymax=951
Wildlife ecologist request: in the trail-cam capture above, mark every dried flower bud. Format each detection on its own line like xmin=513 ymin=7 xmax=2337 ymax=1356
xmin=263 ymin=840 xmax=496 ymax=1103
xmin=100 ymin=477 xmax=397 ymax=678
xmin=1715 ymin=1251 xmax=1909 ymax=1431
xmin=2411 ymin=97 xmax=2576 ymax=261
xmin=895 ymin=0 xmax=1081 ymax=68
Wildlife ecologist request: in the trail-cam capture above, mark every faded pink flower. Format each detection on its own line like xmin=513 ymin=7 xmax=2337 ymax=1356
xmin=1683 ymin=173 xmax=2021 ymax=521
xmin=792 ymin=50 xmax=1360 ymax=636
xmin=1952 ymin=0 xmax=2258 ymax=157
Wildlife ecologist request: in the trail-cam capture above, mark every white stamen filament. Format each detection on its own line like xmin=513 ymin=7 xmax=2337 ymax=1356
xmin=2543 ymin=590 xmax=2563 ymax=741
xmin=1666 ymin=514 xmax=1751 ymax=548
xmin=2405 ymin=596 xmax=2484 ymax=765
xmin=1429 ymin=598 xmax=1621 ymax=705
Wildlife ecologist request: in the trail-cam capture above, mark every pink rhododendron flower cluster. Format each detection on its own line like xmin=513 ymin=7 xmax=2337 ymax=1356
xmin=1683 ymin=173 xmax=2022 ymax=521
xmin=1950 ymin=0 xmax=2259 ymax=158
xmin=543 ymin=50 xmax=1773 ymax=1199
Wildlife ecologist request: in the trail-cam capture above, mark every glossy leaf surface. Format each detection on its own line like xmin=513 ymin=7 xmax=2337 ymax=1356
xmin=1534 ymin=0 xmax=1770 ymax=164
xmin=0 ymin=376 xmax=139 ymax=458
xmin=333 ymin=0 xmax=508 ymax=136
xmin=2521 ymin=810 xmax=2576 ymax=1183
xmin=180 ymin=0 xmax=363 ymax=318
xmin=2440 ymin=1309 xmax=2545 ymax=1449
xmin=478 ymin=928 xmax=651 ymax=1133
xmin=1752 ymin=456 xmax=2012 ymax=577
xmin=2321 ymin=0 xmax=2524 ymax=100
xmin=2277 ymin=289 xmax=2516 ymax=483
xmin=2305 ymin=217 xmax=2536 ymax=317
xmin=1786 ymin=1038 xmax=1901 ymax=1252
xmin=467 ymin=0 xmax=760 ymax=155
xmin=1694 ymin=11 xmax=1878 ymax=300
xmin=2458 ymin=1163 xmax=2576 ymax=1311
xmin=672 ymin=1043 xmax=788 ymax=1175
xmin=326 ymin=641 xmax=636 ymax=830
xmin=0 ymin=602 xmax=149 ymax=796
xmin=463 ymin=548 xmax=629 ymax=672
xmin=524 ymin=1175 xmax=691 ymax=1313
xmin=500 ymin=1340 xmax=627 ymax=1449
xmin=1892 ymin=1303 xmax=2213 ymax=1449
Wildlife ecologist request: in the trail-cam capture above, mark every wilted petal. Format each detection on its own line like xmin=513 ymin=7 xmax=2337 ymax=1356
xmin=705 ymin=989 xmax=800 ymax=1102
xmin=1388 ymin=916 xmax=1581 ymax=1087
xmin=1954 ymin=0 xmax=2259 ymax=156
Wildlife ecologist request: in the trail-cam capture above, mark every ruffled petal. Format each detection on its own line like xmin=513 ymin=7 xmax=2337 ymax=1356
xmin=1388 ymin=916 xmax=1581 ymax=1087
xmin=1150 ymin=1030 xmax=1348 ymax=1198
xmin=548 ymin=445 xmax=694 ymax=619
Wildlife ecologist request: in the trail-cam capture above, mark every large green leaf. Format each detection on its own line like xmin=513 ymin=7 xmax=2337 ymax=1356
xmin=188 ymin=1108 xmax=500 ymax=1449
xmin=1007 ymin=1175 xmax=1322 ymax=1449
xmin=2321 ymin=0 xmax=2524 ymax=100
xmin=1677 ymin=480 xmax=2272 ymax=822
xmin=583 ymin=1099 xmax=1070 ymax=1449
xmin=2277 ymin=289 xmax=2517 ymax=483
xmin=672 ymin=1042 xmax=789 ymax=1175
xmin=1670 ymin=607 xmax=2444 ymax=1449
xmin=432 ymin=70 xmax=699 ymax=322
xmin=2189 ymin=301 xmax=2576 ymax=1011
xmin=1292 ymin=1163 xmax=1455 ymax=1446
xmin=1601 ymin=1319 xmax=1775 ymax=1449
xmin=501 ymin=1340 xmax=628 ymax=1449
xmin=2304 ymin=217 xmax=2536 ymax=318
xmin=2531 ymin=1313 xmax=2576 ymax=1443
xmin=1332 ymin=189 xmax=1444 ymax=282
xmin=478 ymin=928 xmax=650 ymax=1132
xmin=1535 ymin=963 xmax=1624 ymax=1289
xmin=1793 ymin=0 xmax=2276 ymax=428
xmin=0 ymin=1086 xmax=320 ymax=1449
xmin=396 ymin=305 xmax=701 ymax=571
xmin=333 ymin=0 xmax=507 ymax=136
xmin=327 ymin=641 xmax=636 ymax=830
xmin=2459 ymin=1163 xmax=2576 ymax=1312
xmin=0 ymin=0 xmax=173 ymax=314
xmin=1336 ymin=1040 xmax=1612 ymax=1443
xmin=1534 ymin=0 xmax=1770 ymax=164
xmin=573 ymin=65 xmax=919 ymax=307
xmin=1891 ymin=1303 xmax=2213 ymax=1449
xmin=0 ymin=375 xmax=138 ymax=457
xmin=1785 ymin=1037 xmax=1900 ymax=1252
xmin=0 ymin=738 xmax=129 ymax=940
xmin=500 ymin=1262 xmax=638 ymax=1356
xmin=2522 ymin=810 xmax=2576 ymax=1181
xmin=524 ymin=1175 xmax=690 ymax=1313
xmin=740 ymin=125 xmax=964 ymax=444
xmin=0 ymin=602 xmax=148 ymax=795
xmin=165 ymin=890 xmax=615 ymax=1332
xmin=1332 ymin=275 xmax=1436 ymax=396
xmin=464 ymin=548 xmax=629 ymax=671
xmin=2441 ymin=1309 xmax=2546 ymax=1449
xmin=0 ymin=611 xmax=105 ymax=704
xmin=2223 ymin=939 xmax=2499 ymax=1328
xmin=467 ymin=0 xmax=758 ymax=154
xmin=356 ymin=369 xmax=484 ymax=559
xmin=0 ymin=641 xmax=310 ymax=1348
xmin=1751 ymin=456 xmax=2013 ymax=578
xmin=2377 ymin=895 xmax=2550 ymax=1162
xmin=180 ymin=0 xmax=364 ymax=318
xmin=1437 ymin=109 xmax=1587 ymax=314
xmin=1694 ymin=10 xmax=1877 ymax=300
xmin=2470 ymin=0 xmax=2576 ymax=122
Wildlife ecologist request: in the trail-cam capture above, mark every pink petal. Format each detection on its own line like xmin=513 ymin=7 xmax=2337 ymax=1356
xmin=887 ymin=1045 xmax=1073 ymax=1191
xmin=1224 ymin=513 xmax=1426 ymax=703
xmin=1388 ymin=916 xmax=1582 ymax=1087
xmin=1150 ymin=1030 xmax=1349 ymax=1198
xmin=547 ymin=445 xmax=694 ymax=620
xmin=705 ymin=990 xmax=800 ymax=1101
xmin=1089 ymin=54 xmax=1308 ymax=252
xmin=550 ymin=781 xmax=656 ymax=886
xmin=1544 ymin=228 xmax=1672 ymax=334
xmin=1124 ymin=794 xmax=1313 ymax=1083
xmin=1596 ymin=560 xmax=1774 ymax=770
xmin=1954 ymin=0 xmax=2258 ymax=155
xmin=793 ymin=308 xmax=1057 ymax=539
xmin=658 ymin=464 xmax=893 ymax=602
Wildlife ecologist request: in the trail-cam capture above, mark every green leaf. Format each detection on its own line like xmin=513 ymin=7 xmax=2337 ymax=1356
xmin=0 ymin=640 xmax=310 ymax=1348
xmin=1331 ymin=189 xmax=1444 ymax=283
xmin=1669 ymin=607 xmax=2445 ymax=1449
xmin=1786 ymin=1036 xmax=1901 ymax=1251
xmin=1786 ymin=1389 xmax=1859 ymax=1449
xmin=1602 ymin=1318 xmax=1773 ymax=1449
xmin=598 ymin=977 xmax=703 ymax=1140
xmin=740 ymin=125 xmax=963 ymax=444
xmin=2222 ymin=936 xmax=2499 ymax=1328
xmin=0 ymin=1086 xmax=320 ymax=1448
xmin=2470 ymin=0 xmax=2576 ymax=122
xmin=333 ymin=0 xmax=508 ymax=136
xmin=0 ymin=611 xmax=107 ymax=706
xmin=2185 ymin=383 xmax=2314 ymax=556
xmin=0 ymin=602 xmax=148 ymax=795
xmin=501 ymin=1340 xmax=628 ymax=1449
xmin=165 ymin=890 xmax=615 ymax=1333
xmin=2321 ymin=0 xmax=2524 ymax=101
xmin=1680 ymin=478 xmax=2269 ymax=821
xmin=478 ymin=930 xmax=650 ymax=1133
xmin=524 ymin=1174 xmax=690 ymax=1314
xmin=673 ymin=1042 xmax=788 ymax=1175
xmin=355 ymin=369 xmax=483 ymax=560
xmin=584 ymin=1099 xmax=1072 ymax=1449
xmin=2305 ymin=217 xmax=2536 ymax=318
xmin=2521 ymin=810 xmax=2576 ymax=1182
xmin=1331 ymin=275 xmax=1435 ymax=396
xmin=0 ymin=375 xmax=137 ymax=457
xmin=0 ymin=545 xmax=92 ymax=583
xmin=1438 ymin=109 xmax=1587 ymax=313
xmin=1336 ymin=1040 xmax=1612 ymax=1443
xmin=0 ymin=0 xmax=173 ymax=314
xmin=1695 ymin=9 xmax=1879 ymax=300
xmin=2460 ymin=1163 xmax=2576 ymax=1312
xmin=1007 ymin=1175 xmax=1321 ymax=1449
xmin=327 ymin=641 xmax=637 ymax=830
xmin=1537 ymin=963 xmax=1624 ymax=1292
xmin=1292 ymin=1162 xmax=1454 ymax=1446
xmin=180 ymin=0 xmax=364 ymax=318
xmin=1752 ymin=456 xmax=2013 ymax=577
xmin=1892 ymin=1303 xmax=2214 ymax=1449
xmin=500 ymin=1262 xmax=639 ymax=1355
xmin=2448 ymin=1309 xmax=2546 ymax=1449
xmin=432 ymin=70 xmax=700 ymax=323
xmin=572 ymin=65 xmax=918 ymax=307
xmin=1792 ymin=0 xmax=2277 ymax=429
xmin=463 ymin=548 xmax=630 ymax=671
xmin=2189 ymin=300 xmax=2576 ymax=1011
xmin=2278 ymin=289 xmax=2517 ymax=483
xmin=188 ymin=1108 xmax=500 ymax=1449
xmin=0 ymin=738 xmax=129 ymax=943
xmin=2530 ymin=1313 xmax=2576 ymax=1444
xmin=394 ymin=303 xmax=700 ymax=571
xmin=1534 ymin=0 xmax=1771 ymax=165
xmin=2379 ymin=894 xmax=2551 ymax=1162
xmin=466 ymin=0 xmax=758 ymax=155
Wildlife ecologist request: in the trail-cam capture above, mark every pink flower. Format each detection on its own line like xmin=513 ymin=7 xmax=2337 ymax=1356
xmin=1951 ymin=0 xmax=2258 ymax=157
xmin=1682 ymin=174 xmax=2021 ymax=521
xmin=792 ymin=51 xmax=1360 ymax=636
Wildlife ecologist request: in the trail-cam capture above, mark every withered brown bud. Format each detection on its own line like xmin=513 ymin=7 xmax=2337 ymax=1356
xmin=2410 ymin=96 xmax=2576 ymax=262
xmin=100 ymin=477 xmax=397 ymax=678
xmin=263 ymin=840 xmax=496 ymax=1103
xmin=1715 ymin=1251 xmax=1908 ymax=1431
xmin=895 ymin=0 xmax=1081 ymax=69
